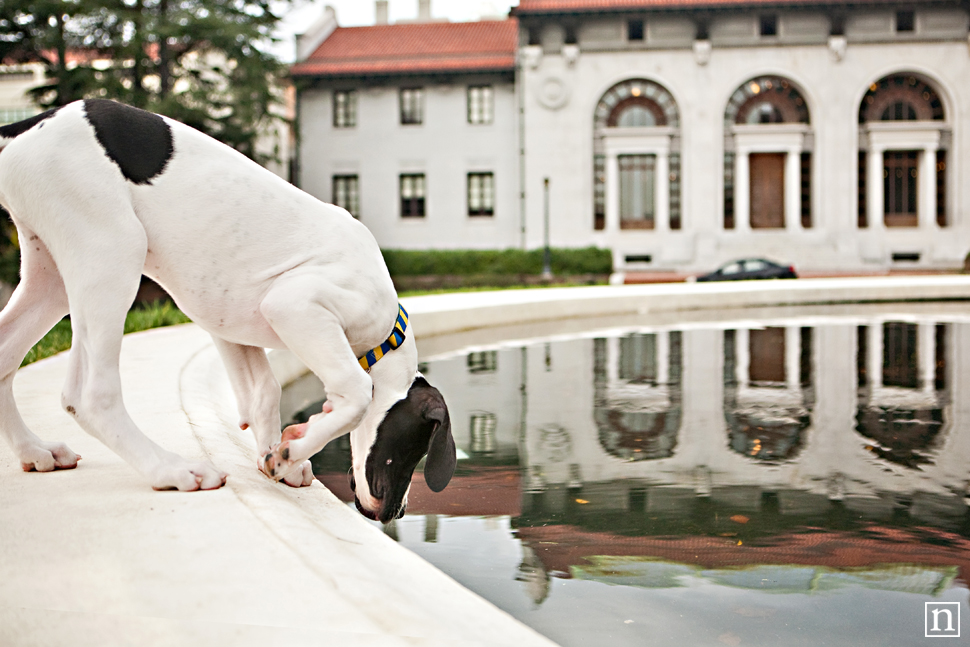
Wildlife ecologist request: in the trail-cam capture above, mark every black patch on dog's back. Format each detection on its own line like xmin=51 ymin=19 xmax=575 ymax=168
xmin=0 ymin=107 xmax=62 ymax=139
xmin=83 ymin=99 xmax=173 ymax=185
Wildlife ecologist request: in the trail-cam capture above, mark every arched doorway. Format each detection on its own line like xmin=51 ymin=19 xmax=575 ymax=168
xmin=592 ymin=79 xmax=681 ymax=232
xmin=723 ymin=76 xmax=812 ymax=231
xmin=857 ymin=73 xmax=948 ymax=229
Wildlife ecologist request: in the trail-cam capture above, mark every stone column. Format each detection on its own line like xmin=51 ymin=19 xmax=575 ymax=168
xmin=919 ymin=322 xmax=936 ymax=394
xmin=656 ymin=152 xmax=670 ymax=232
xmin=734 ymin=151 xmax=750 ymax=232
xmin=605 ymin=152 xmax=620 ymax=233
xmin=867 ymin=147 xmax=885 ymax=231
xmin=786 ymin=326 xmax=801 ymax=389
xmin=735 ymin=328 xmax=750 ymax=389
xmin=785 ymin=148 xmax=803 ymax=232
xmin=919 ymin=147 xmax=938 ymax=230
xmin=657 ymin=331 xmax=670 ymax=385
xmin=867 ymin=324 xmax=883 ymax=391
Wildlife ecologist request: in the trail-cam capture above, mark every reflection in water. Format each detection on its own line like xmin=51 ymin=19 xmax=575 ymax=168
xmin=291 ymin=314 xmax=970 ymax=647
xmin=856 ymin=322 xmax=949 ymax=468
xmin=724 ymin=327 xmax=813 ymax=462
xmin=594 ymin=334 xmax=682 ymax=461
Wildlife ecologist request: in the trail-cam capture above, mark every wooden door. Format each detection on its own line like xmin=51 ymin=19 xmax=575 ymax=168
xmin=749 ymin=327 xmax=786 ymax=384
xmin=749 ymin=153 xmax=785 ymax=229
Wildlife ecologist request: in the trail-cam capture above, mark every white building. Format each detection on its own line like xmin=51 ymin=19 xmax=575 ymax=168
xmin=0 ymin=62 xmax=46 ymax=126
xmin=293 ymin=0 xmax=970 ymax=276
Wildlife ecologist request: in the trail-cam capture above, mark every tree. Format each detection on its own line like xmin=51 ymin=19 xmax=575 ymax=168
xmin=0 ymin=0 xmax=291 ymax=163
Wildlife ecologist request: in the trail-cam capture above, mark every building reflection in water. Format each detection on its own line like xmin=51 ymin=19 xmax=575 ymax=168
xmin=301 ymin=315 xmax=970 ymax=611
xmin=724 ymin=327 xmax=813 ymax=462
xmin=856 ymin=322 xmax=949 ymax=468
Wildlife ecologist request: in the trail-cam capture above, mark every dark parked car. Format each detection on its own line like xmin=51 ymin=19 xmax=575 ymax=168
xmin=695 ymin=258 xmax=797 ymax=282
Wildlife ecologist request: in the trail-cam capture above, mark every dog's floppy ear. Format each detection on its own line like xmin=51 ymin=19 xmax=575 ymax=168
xmin=423 ymin=398 xmax=456 ymax=493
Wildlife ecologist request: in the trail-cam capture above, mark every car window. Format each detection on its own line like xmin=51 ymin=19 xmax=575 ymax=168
xmin=721 ymin=262 xmax=743 ymax=275
xmin=744 ymin=260 xmax=767 ymax=272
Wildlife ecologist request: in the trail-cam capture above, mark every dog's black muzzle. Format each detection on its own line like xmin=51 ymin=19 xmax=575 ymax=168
xmin=350 ymin=472 xmax=406 ymax=524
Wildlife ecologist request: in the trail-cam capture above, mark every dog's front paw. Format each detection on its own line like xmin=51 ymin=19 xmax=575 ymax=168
xmin=260 ymin=423 xmax=310 ymax=484
xmin=20 ymin=441 xmax=81 ymax=472
xmin=282 ymin=460 xmax=314 ymax=488
xmin=151 ymin=459 xmax=227 ymax=491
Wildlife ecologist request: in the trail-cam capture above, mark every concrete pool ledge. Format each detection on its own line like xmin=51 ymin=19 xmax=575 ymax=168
xmin=0 ymin=324 xmax=557 ymax=647
xmin=402 ymin=275 xmax=970 ymax=338
xmin=4 ymin=275 xmax=970 ymax=646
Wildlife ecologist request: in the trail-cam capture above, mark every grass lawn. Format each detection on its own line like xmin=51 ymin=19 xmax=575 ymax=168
xmin=22 ymin=301 xmax=192 ymax=367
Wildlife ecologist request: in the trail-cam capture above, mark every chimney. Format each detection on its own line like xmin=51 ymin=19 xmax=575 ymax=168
xmin=295 ymin=5 xmax=337 ymax=61
xmin=375 ymin=0 xmax=389 ymax=25
xmin=418 ymin=0 xmax=431 ymax=22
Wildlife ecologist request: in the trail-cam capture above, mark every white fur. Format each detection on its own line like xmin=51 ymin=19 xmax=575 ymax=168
xmin=0 ymin=101 xmax=413 ymax=503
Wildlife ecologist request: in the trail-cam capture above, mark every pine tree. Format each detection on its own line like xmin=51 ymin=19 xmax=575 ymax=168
xmin=0 ymin=0 xmax=291 ymax=163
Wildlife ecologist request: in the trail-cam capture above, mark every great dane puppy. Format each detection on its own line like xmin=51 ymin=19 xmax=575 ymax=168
xmin=0 ymin=99 xmax=455 ymax=523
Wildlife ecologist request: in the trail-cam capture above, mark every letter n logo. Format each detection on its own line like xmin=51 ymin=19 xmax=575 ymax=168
xmin=926 ymin=602 xmax=961 ymax=638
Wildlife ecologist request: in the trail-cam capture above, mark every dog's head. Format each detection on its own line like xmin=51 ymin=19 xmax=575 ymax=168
xmin=350 ymin=376 xmax=455 ymax=523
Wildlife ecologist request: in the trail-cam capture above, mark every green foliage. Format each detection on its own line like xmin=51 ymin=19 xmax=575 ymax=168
xmin=123 ymin=299 xmax=192 ymax=333
xmin=20 ymin=318 xmax=72 ymax=367
xmin=0 ymin=209 xmax=19 ymax=286
xmin=21 ymin=301 xmax=192 ymax=366
xmin=380 ymin=247 xmax=613 ymax=277
xmin=0 ymin=0 xmax=290 ymax=164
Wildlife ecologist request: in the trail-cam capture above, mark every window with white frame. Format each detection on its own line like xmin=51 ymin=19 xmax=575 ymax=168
xmin=332 ymin=175 xmax=359 ymax=218
xmin=467 ymin=172 xmax=494 ymax=217
xmin=400 ymin=87 xmax=424 ymax=125
xmin=400 ymin=174 xmax=425 ymax=218
xmin=467 ymin=85 xmax=493 ymax=125
xmin=333 ymin=90 xmax=356 ymax=128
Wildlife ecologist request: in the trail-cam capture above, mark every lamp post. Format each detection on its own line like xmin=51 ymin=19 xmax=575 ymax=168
xmin=542 ymin=177 xmax=552 ymax=280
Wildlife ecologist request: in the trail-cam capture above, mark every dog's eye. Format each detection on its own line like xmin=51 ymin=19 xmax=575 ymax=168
xmin=386 ymin=459 xmax=393 ymax=465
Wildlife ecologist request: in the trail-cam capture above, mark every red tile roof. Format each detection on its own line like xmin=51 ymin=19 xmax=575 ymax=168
xmin=291 ymin=20 xmax=518 ymax=78
xmin=512 ymin=0 xmax=906 ymax=12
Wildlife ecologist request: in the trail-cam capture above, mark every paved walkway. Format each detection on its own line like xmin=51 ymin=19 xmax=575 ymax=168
xmin=0 ymin=324 xmax=556 ymax=647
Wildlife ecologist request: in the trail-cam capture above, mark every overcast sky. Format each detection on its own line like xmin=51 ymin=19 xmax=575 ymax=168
xmin=276 ymin=0 xmax=520 ymax=61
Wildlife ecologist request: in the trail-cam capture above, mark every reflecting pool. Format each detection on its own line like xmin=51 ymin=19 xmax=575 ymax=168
xmin=284 ymin=306 xmax=970 ymax=646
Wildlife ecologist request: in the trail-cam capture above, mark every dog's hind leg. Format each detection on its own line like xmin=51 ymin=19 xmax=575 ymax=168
xmin=0 ymin=230 xmax=78 ymax=472
xmin=53 ymin=213 xmax=226 ymax=491
xmin=211 ymin=337 xmax=313 ymax=487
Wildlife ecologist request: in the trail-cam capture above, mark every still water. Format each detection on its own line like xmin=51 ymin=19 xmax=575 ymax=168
xmin=284 ymin=307 xmax=970 ymax=646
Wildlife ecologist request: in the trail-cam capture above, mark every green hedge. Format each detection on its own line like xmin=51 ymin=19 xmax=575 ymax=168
xmin=381 ymin=247 xmax=612 ymax=277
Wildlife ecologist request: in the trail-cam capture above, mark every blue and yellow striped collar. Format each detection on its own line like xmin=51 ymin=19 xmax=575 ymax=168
xmin=358 ymin=304 xmax=409 ymax=371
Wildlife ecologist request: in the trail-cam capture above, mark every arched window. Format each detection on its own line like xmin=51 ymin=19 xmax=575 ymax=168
xmin=881 ymin=102 xmax=917 ymax=121
xmin=725 ymin=76 xmax=810 ymax=127
xmin=857 ymin=73 xmax=947 ymax=230
xmin=859 ymin=74 xmax=944 ymax=123
xmin=607 ymin=95 xmax=667 ymax=128
xmin=723 ymin=76 xmax=812 ymax=231
xmin=593 ymin=79 xmax=681 ymax=234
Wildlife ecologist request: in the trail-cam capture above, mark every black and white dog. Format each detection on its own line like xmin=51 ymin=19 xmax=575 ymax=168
xmin=0 ymin=99 xmax=454 ymax=523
